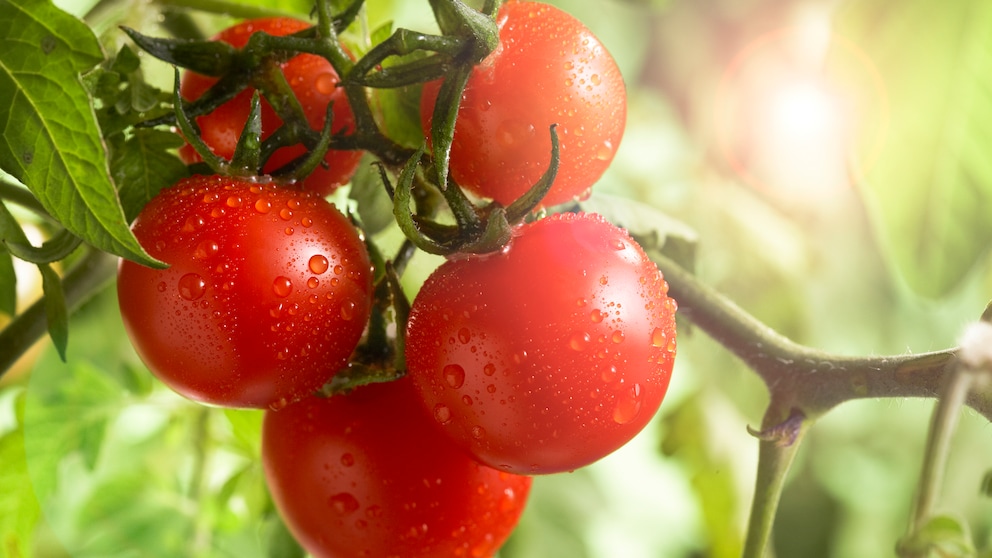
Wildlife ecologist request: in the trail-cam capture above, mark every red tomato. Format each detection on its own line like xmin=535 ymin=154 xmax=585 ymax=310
xmin=179 ymin=18 xmax=362 ymax=196
xmin=404 ymin=213 xmax=677 ymax=474
xmin=420 ymin=2 xmax=626 ymax=207
xmin=117 ymin=175 xmax=373 ymax=409
xmin=262 ymin=378 xmax=532 ymax=558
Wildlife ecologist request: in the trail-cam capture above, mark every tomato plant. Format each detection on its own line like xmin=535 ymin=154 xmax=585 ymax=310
xmin=117 ymin=174 xmax=373 ymax=409
xmin=420 ymin=1 xmax=627 ymax=208
xmin=404 ymin=212 xmax=677 ymax=474
xmin=179 ymin=17 xmax=362 ymax=195
xmin=262 ymin=378 xmax=532 ymax=558
xmin=5 ymin=1 xmax=992 ymax=557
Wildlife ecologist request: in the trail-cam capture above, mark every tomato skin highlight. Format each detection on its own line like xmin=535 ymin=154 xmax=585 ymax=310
xmin=262 ymin=378 xmax=532 ymax=558
xmin=117 ymin=175 xmax=373 ymax=409
xmin=405 ymin=213 xmax=677 ymax=474
xmin=420 ymin=2 xmax=626 ymax=207
xmin=179 ymin=18 xmax=362 ymax=195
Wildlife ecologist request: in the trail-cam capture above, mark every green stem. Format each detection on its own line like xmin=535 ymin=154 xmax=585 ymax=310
xmin=0 ymin=249 xmax=118 ymax=379
xmin=743 ymin=423 xmax=808 ymax=558
xmin=907 ymin=364 xmax=973 ymax=538
xmin=650 ymin=252 xmax=992 ymax=422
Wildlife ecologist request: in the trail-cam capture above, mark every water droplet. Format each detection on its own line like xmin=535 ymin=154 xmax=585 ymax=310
xmin=269 ymin=397 xmax=288 ymax=411
xmin=333 ymin=264 xmax=344 ymax=275
xmin=315 ymin=73 xmax=337 ymax=95
xmin=182 ymin=215 xmax=205 ymax=232
xmin=156 ymin=281 xmax=167 ymax=292
xmin=612 ymin=330 xmax=625 ymax=344
xmin=569 ymin=331 xmax=591 ymax=351
xmin=366 ymin=505 xmax=383 ymax=519
xmin=486 ymin=384 xmax=497 ymax=394
xmin=279 ymin=208 xmax=293 ymax=221
xmin=462 ymin=395 xmax=473 ymax=406
xmin=611 ymin=239 xmax=626 ymax=251
xmin=495 ymin=119 xmax=535 ymax=147
xmin=651 ymin=328 xmax=668 ymax=347
xmin=340 ymin=300 xmax=356 ymax=321
xmin=307 ymin=277 xmax=319 ymax=289
xmin=329 ymin=492 xmax=359 ymax=515
xmin=210 ymin=206 xmax=226 ymax=218
xmin=273 ymin=276 xmax=293 ymax=298
xmin=193 ymin=240 xmax=219 ymax=260
xmin=340 ymin=453 xmax=355 ymax=467
xmin=599 ymin=275 xmax=609 ymax=286
xmin=301 ymin=216 xmax=313 ymax=228
xmin=471 ymin=425 xmax=486 ymax=439
xmin=613 ymin=384 xmax=643 ymax=424
xmin=254 ymin=198 xmax=272 ymax=214
xmin=590 ymin=73 xmax=602 ymax=86
xmin=601 ymin=365 xmax=618 ymax=383
xmin=483 ymin=363 xmax=496 ymax=376
xmin=434 ymin=404 xmax=452 ymax=424
xmin=457 ymin=328 xmax=471 ymax=344
xmin=590 ymin=309 xmax=605 ymax=323
xmin=596 ymin=140 xmax=614 ymax=161
xmin=178 ymin=273 xmax=206 ymax=301
xmin=226 ymin=195 xmax=242 ymax=208
xmin=308 ymin=254 xmax=329 ymax=274
xmin=443 ymin=364 xmax=465 ymax=389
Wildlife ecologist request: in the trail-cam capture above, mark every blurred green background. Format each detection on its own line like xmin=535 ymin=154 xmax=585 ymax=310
xmin=2 ymin=0 xmax=992 ymax=556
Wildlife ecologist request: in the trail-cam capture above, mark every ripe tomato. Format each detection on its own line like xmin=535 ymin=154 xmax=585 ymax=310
xmin=405 ymin=212 xmax=677 ymax=474
xmin=262 ymin=378 xmax=532 ymax=558
xmin=420 ymin=2 xmax=626 ymax=208
xmin=117 ymin=175 xmax=373 ymax=409
xmin=179 ymin=18 xmax=362 ymax=196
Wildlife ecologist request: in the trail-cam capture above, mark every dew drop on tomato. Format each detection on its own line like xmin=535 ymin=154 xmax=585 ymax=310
xmin=178 ymin=273 xmax=206 ymax=301
xmin=612 ymin=384 xmax=643 ymax=425
xmin=434 ymin=404 xmax=452 ymax=424
xmin=272 ymin=276 xmax=293 ymax=298
xmin=651 ymin=327 xmax=668 ymax=347
xmin=569 ymin=331 xmax=591 ymax=351
xmin=193 ymin=239 xmax=219 ymax=259
xmin=315 ymin=73 xmax=336 ymax=95
xmin=443 ymin=364 xmax=466 ymax=389
xmin=329 ymin=492 xmax=360 ymax=516
xmin=254 ymin=198 xmax=272 ymax=214
xmin=340 ymin=300 xmax=356 ymax=321
xmin=308 ymin=254 xmax=329 ymax=274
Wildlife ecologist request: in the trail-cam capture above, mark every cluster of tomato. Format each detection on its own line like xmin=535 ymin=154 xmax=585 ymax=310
xmin=116 ymin=3 xmax=678 ymax=557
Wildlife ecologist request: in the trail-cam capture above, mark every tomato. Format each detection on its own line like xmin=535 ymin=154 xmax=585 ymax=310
xmin=420 ymin=2 xmax=626 ymax=208
xmin=262 ymin=378 xmax=532 ymax=558
xmin=117 ymin=175 xmax=373 ymax=409
xmin=404 ymin=212 xmax=676 ymax=474
xmin=179 ymin=18 xmax=362 ymax=196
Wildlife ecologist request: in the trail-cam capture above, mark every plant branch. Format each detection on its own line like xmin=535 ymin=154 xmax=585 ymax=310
xmin=650 ymin=252 xmax=992 ymax=422
xmin=743 ymin=417 xmax=809 ymax=558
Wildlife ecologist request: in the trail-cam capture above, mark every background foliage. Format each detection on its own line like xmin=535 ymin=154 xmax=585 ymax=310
xmin=1 ymin=0 xmax=991 ymax=556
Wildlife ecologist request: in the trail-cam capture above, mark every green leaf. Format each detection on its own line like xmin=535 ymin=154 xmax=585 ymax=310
xmin=899 ymin=514 xmax=976 ymax=557
xmin=38 ymin=262 xmax=68 ymax=361
xmin=0 ymin=427 xmax=42 ymax=558
xmin=0 ymin=0 xmax=162 ymax=268
xmin=836 ymin=0 xmax=992 ymax=297
xmin=113 ymin=129 xmax=188 ymax=222
xmin=0 ymin=243 xmax=16 ymax=317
